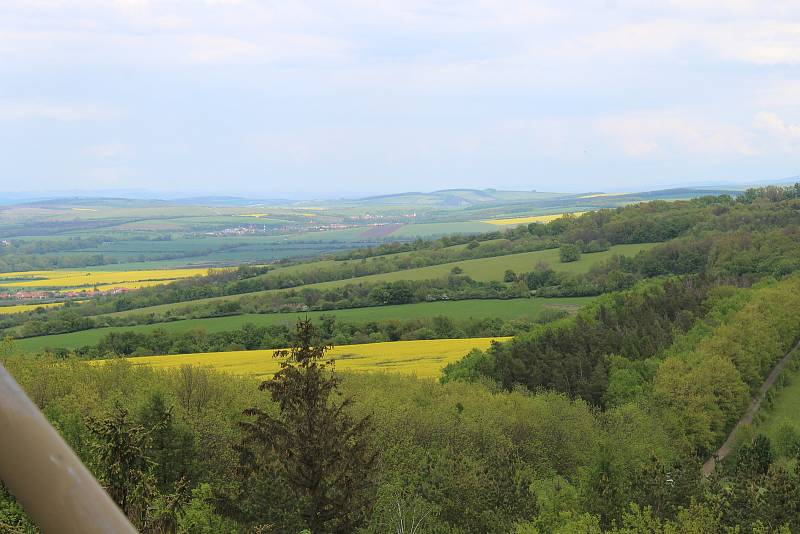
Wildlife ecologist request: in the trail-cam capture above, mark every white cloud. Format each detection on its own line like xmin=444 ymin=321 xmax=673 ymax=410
xmin=85 ymin=143 xmax=133 ymax=158
xmin=596 ymin=111 xmax=758 ymax=158
xmin=573 ymin=17 xmax=800 ymax=67
xmin=1 ymin=0 xmax=797 ymax=75
xmin=754 ymin=111 xmax=800 ymax=152
xmin=1 ymin=0 xmax=800 ymax=192
xmin=615 ymin=0 xmax=800 ymax=18
xmin=185 ymin=35 xmax=260 ymax=63
xmin=757 ymin=81 xmax=800 ymax=111
xmin=0 ymin=1 xmax=353 ymax=66
xmin=713 ymin=22 xmax=800 ymax=65
xmin=81 ymin=166 xmax=134 ymax=185
xmin=0 ymin=100 xmax=121 ymax=121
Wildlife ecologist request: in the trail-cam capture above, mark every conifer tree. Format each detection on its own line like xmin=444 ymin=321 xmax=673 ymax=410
xmin=87 ymin=404 xmax=158 ymax=525
xmin=87 ymin=403 xmax=188 ymax=532
xmin=240 ymin=319 xmax=376 ymax=533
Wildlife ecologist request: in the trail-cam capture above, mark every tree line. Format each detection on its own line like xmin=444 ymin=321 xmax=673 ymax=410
xmin=62 ymin=309 xmax=568 ymax=359
xmin=11 ymin=274 xmax=532 ymax=338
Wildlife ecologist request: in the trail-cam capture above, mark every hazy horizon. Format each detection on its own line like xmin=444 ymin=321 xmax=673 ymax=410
xmin=0 ymin=177 xmax=790 ymax=204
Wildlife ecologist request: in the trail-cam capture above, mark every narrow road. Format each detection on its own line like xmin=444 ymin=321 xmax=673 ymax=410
xmin=702 ymin=338 xmax=800 ymax=475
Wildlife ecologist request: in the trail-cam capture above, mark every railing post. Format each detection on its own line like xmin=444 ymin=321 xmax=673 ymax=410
xmin=0 ymin=363 xmax=138 ymax=533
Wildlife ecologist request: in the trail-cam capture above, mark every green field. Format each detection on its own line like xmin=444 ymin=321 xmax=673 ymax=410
xmin=262 ymin=242 xmax=658 ymax=286
xmin=104 ymin=242 xmax=653 ymax=319
xmin=259 ymin=240 xmax=490 ymax=278
xmin=320 ymin=242 xmax=657 ymax=285
xmin=753 ymin=369 xmax=800 ymax=452
xmin=48 ymin=233 xmax=382 ymax=270
xmin=15 ymin=296 xmax=594 ymax=352
xmin=388 ymin=221 xmax=497 ymax=237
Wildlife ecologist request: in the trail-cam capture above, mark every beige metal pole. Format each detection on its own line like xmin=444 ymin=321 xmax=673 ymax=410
xmin=0 ymin=363 xmax=138 ymax=534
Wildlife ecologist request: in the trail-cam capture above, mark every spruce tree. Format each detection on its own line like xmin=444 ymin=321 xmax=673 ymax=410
xmin=87 ymin=404 xmax=158 ymax=525
xmin=87 ymin=403 xmax=189 ymax=532
xmin=240 ymin=319 xmax=376 ymax=533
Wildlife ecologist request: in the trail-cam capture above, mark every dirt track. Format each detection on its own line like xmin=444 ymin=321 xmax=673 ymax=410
xmin=702 ymin=338 xmax=800 ymax=475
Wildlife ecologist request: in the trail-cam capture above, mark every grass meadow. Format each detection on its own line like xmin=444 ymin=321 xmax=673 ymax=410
xmin=752 ymin=368 xmax=800 ymax=457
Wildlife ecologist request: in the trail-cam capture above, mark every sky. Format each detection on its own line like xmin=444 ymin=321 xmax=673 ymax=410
xmin=0 ymin=0 xmax=799 ymax=198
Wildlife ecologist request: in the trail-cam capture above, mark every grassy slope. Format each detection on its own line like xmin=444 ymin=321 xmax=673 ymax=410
xmin=260 ymin=240 xmax=489 ymax=277
xmin=753 ymin=369 xmax=800 ymax=446
xmin=261 ymin=242 xmax=657 ymax=284
xmin=17 ymin=296 xmax=594 ymax=352
xmin=389 ymin=221 xmax=497 ymax=237
xmin=104 ymin=242 xmax=656 ymax=318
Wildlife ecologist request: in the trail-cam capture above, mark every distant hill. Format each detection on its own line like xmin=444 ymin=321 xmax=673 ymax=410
xmin=9 ymin=197 xmax=175 ymax=209
xmin=345 ymin=189 xmax=565 ymax=208
xmin=618 ymin=187 xmax=742 ymax=200
xmin=0 ymin=184 xmax=761 ymax=210
xmin=170 ymin=196 xmax=294 ymax=207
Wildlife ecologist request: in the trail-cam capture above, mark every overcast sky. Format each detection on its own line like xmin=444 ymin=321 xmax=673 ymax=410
xmin=0 ymin=1 xmax=798 ymax=197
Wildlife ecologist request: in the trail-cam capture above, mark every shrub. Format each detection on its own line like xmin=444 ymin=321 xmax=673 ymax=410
xmin=559 ymin=244 xmax=581 ymax=263
xmin=774 ymin=421 xmax=800 ymax=458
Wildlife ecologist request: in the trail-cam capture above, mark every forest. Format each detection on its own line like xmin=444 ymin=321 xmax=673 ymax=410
xmin=3 ymin=184 xmax=800 ymax=532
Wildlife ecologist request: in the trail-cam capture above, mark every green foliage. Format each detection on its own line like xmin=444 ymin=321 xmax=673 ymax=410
xmin=87 ymin=404 xmax=160 ymax=524
xmin=655 ymin=276 xmax=800 ymax=455
xmin=238 ymin=320 xmax=377 ymax=533
xmin=2 ymin=241 xmax=652 ymax=335
xmin=5 ymin=187 xmax=800 ymax=534
xmin=523 ymin=262 xmax=556 ymax=290
xmin=736 ymin=435 xmax=774 ymax=476
xmin=603 ymin=356 xmax=656 ymax=407
xmin=774 ymin=422 xmax=800 ymax=458
xmin=449 ymin=276 xmax=708 ymax=405
xmin=369 ymin=282 xmax=415 ymax=305
xmin=527 ymin=475 xmax=580 ymax=532
xmin=14 ymin=297 xmax=591 ymax=353
xmin=653 ymin=351 xmax=749 ymax=456
xmin=559 ymin=244 xmax=581 ymax=263
xmin=138 ymin=392 xmax=196 ymax=492
xmin=628 ymin=455 xmax=701 ymax=520
xmin=579 ymin=444 xmax=628 ymax=529
xmin=0 ymin=483 xmax=36 ymax=534
xmin=583 ymin=239 xmax=610 ymax=253
xmin=177 ymin=483 xmax=239 ymax=534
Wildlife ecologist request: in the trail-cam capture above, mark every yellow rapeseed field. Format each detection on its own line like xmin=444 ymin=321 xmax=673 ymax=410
xmin=54 ymin=280 xmax=181 ymax=293
xmin=0 ymin=268 xmax=212 ymax=289
xmin=481 ymin=212 xmax=587 ymax=226
xmin=0 ymin=302 xmax=65 ymax=314
xmin=118 ymin=337 xmax=510 ymax=380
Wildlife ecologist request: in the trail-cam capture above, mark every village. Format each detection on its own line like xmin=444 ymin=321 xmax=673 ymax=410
xmin=0 ymin=286 xmax=131 ymax=302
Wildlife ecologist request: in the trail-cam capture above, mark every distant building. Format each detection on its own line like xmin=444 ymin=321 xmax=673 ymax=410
xmin=15 ymin=291 xmax=51 ymax=300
